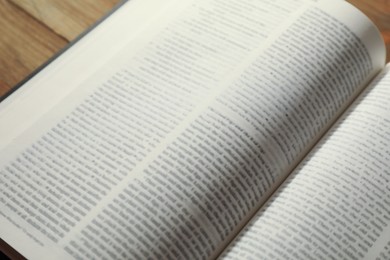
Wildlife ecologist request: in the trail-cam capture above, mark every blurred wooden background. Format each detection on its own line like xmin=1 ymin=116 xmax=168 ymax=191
xmin=0 ymin=0 xmax=389 ymax=99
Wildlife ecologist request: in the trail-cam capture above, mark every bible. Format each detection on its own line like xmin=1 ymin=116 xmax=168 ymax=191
xmin=1 ymin=0 xmax=390 ymax=259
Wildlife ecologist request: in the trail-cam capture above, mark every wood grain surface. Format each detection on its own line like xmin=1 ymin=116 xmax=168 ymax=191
xmin=0 ymin=0 xmax=389 ymax=99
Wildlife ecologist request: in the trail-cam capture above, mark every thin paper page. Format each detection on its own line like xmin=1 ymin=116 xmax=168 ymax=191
xmin=0 ymin=1 xmax=385 ymax=259
xmin=220 ymin=65 xmax=390 ymax=258
xmin=58 ymin=4 xmax=383 ymax=258
xmin=0 ymin=0 xmax=314 ymax=149
xmin=0 ymin=0 xmax=321 ymax=259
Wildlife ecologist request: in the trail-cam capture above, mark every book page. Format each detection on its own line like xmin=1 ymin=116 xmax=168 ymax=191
xmin=220 ymin=65 xmax=390 ymax=259
xmin=0 ymin=0 xmax=316 ymax=147
xmin=0 ymin=0 xmax=385 ymax=259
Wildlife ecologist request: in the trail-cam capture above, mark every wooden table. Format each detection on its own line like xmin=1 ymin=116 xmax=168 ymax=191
xmin=0 ymin=0 xmax=389 ymax=99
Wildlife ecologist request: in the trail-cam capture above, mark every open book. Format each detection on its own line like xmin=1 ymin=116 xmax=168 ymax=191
xmin=1 ymin=0 xmax=389 ymax=259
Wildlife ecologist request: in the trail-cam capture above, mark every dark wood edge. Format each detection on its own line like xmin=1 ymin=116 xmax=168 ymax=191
xmin=0 ymin=238 xmax=26 ymax=260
